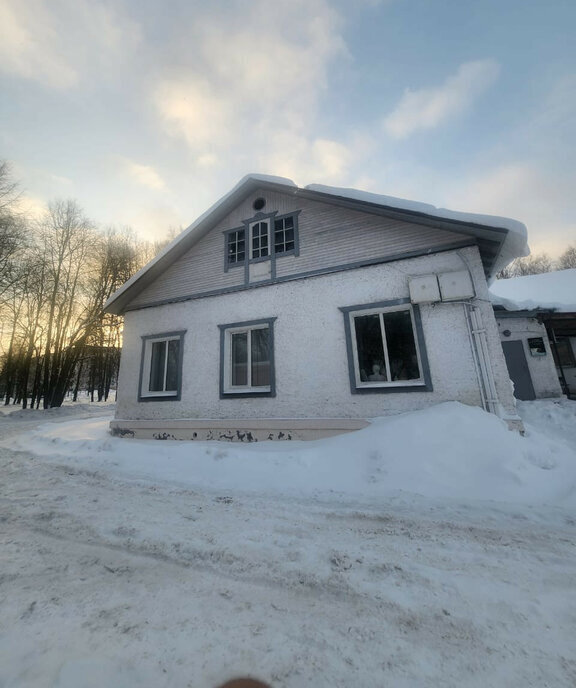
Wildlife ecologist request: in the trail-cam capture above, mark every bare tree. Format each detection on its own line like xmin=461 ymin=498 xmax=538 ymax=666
xmin=38 ymin=199 xmax=97 ymax=407
xmin=557 ymin=245 xmax=576 ymax=270
xmin=497 ymin=253 xmax=553 ymax=279
xmin=0 ymin=166 xmax=177 ymax=408
xmin=0 ymin=162 xmax=26 ymax=301
xmin=82 ymin=228 xmax=144 ymax=402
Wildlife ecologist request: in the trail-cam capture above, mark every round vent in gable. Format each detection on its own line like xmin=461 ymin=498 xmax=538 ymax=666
xmin=253 ymin=197 xmax=266 ymax=211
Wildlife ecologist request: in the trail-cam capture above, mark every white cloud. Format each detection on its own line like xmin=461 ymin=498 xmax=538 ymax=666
xmin=259 ymin=134 xmax=361 ymax=185
xmin=119 ymin=158 xmax=167 ymax=191
xmin=153 ymin=0 xmax=350 ymax=182
xmin=383 ymin=60 xmax=500 ymax=139
xmin=15 ymin=193 xmax=46 ymax=219
xmin=0 ymin=0 xmax=140 ymax=89
xmin=155 ymin=79 xmax=233 ymax=151
xmin=124 ymin=204 xmax=185 ymax=243
xmin=443 ymin=162 xmax=576 ymax=257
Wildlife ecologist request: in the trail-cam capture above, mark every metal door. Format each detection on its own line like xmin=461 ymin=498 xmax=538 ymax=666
xmin=501 ymin=340 xmax=536 ymax=401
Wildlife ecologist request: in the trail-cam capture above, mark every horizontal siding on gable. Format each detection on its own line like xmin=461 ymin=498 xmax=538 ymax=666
xmin=275 ymin=203 xmax=467 ymax=279
xmin=127 ymin=187 xmax=470 ymax=309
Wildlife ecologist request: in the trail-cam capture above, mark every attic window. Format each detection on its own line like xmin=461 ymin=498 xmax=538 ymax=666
xmin=224 ymin=211 xmax=300 ymax=269
xmin=274 ymin=215 xmax=295 ymax=254
xmin=227 ymin=229 xmax=245 ymax=265
xmin=251 ymin=221 xmax=269 ymax=259
xmin=253 ymin=197 xmax=266 ymax=211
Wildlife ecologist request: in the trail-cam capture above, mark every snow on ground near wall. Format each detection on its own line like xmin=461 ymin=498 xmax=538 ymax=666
xmin=5 ymin=401 xmax=576 ymax=507
xmin=490 ymin=268 xmax=576 ymax=312
xmin=1 ymin=400 xmax=576 ymax=687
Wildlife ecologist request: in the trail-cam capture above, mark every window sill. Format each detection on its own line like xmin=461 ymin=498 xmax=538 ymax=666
xmin=221 ymin=389 xmax=275 ymax=399
xmin=353 ymin=381 xmax=432 ymax=394
xmin=139 ymin=393 xmax=181 ymax=402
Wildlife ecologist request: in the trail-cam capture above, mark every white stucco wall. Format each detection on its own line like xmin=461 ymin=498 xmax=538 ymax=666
xmin=115 ymin=246 xmax=517 ymax=422
xmin=495 ymin=316 xmax=563 ymax=399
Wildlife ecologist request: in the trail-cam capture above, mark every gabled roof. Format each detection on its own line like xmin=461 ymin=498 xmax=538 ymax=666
xmin=104 ymin=174 xmax=529 ymax=315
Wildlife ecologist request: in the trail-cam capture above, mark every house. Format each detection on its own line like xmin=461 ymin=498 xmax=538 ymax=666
xmin=490 ymin=269 xmax=576 ymax=400
xmin=104 ymin=174 xmax=529 ymax=440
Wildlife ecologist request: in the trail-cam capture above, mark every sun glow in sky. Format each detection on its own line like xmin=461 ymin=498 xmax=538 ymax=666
xmin=0 ymin=0 xmax=574 ymax=255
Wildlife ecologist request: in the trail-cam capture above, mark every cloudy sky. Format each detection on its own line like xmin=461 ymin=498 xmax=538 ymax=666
xmin=0 ymin=0 xmax=574 ymax=255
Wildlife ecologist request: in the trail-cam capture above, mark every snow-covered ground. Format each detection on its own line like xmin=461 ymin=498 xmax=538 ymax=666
xmin=1 ymin=401 xmax=575 ymax=687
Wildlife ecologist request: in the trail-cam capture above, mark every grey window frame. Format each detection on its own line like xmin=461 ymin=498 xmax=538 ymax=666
xmin=218 ymin=318 xmax=277 ymax=398
xmin=340 ymin=298 xmax=432 ymax=394
xmin=138 ymin=330 xmax=186 ymax=401
xmin=273 ymin=212 xmax=300 ymax=257
xmin=224 ymin=211 xmax=300 ymax=271
xmin=224 ymin=227 xmax=246 ymax=270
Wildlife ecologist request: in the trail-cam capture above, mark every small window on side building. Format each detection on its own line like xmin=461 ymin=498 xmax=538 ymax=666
xmin=527 ymin=337 xmax=546 ymax=356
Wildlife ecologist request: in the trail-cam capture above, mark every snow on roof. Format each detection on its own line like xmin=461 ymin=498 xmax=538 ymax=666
xmin=489 ymin=268 xmax=576 ymax=312
xmin=306 ymin=183 xmax=527 ymax=236
xmin=306 ymin=183 xmax=529 ymax=278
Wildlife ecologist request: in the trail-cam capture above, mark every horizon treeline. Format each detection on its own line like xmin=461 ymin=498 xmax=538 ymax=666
xmin=0 ymin=161 xmax=172 ymax=409
xmin=496 ymin=247 xmax=576 ymax=279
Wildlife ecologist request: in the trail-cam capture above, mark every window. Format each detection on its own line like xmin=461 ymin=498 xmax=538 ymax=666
xmin=274 ymin=215 xmax=295 ymax=254
xmin=224 ymin=212 xmax=299 ymax=268
xmin=219 ymin=318 xmax=276 ymax=397
xmin=251 ymin=221 xmax=269 ymax=259
xmin=341 ymin=300 xmax=432 ymax=394
xmin=139 ymin=332 xmax=185 ymax=400
xmin=527 ymin=337 xmax=546 ymax=357
xmin=227 ymin=229 xmax=245 ymax=265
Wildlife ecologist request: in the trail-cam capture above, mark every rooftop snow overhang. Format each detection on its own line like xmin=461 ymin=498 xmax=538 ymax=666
xmin=104 ymin=175 xmax=529 ymax=315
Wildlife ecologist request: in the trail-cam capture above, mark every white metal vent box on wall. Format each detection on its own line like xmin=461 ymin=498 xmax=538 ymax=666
xmin=438 ymin=270 xmax=475 ymax=301
xmin=408 ymin=274 xmax=441 ymax=304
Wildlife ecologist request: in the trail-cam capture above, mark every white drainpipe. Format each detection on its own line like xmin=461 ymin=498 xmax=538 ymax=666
xmin=462 ymin=303 xmax=487 ymax=411
xmin=465 ymin=303 xmax=500 ymax=416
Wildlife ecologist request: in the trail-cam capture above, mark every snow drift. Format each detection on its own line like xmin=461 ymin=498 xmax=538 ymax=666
xmin=6 ymin=400 xmax=576 ymax=507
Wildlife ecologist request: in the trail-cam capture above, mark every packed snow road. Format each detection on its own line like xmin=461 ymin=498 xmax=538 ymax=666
xmin=1 ymin=403 xmax=575 ymax=687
